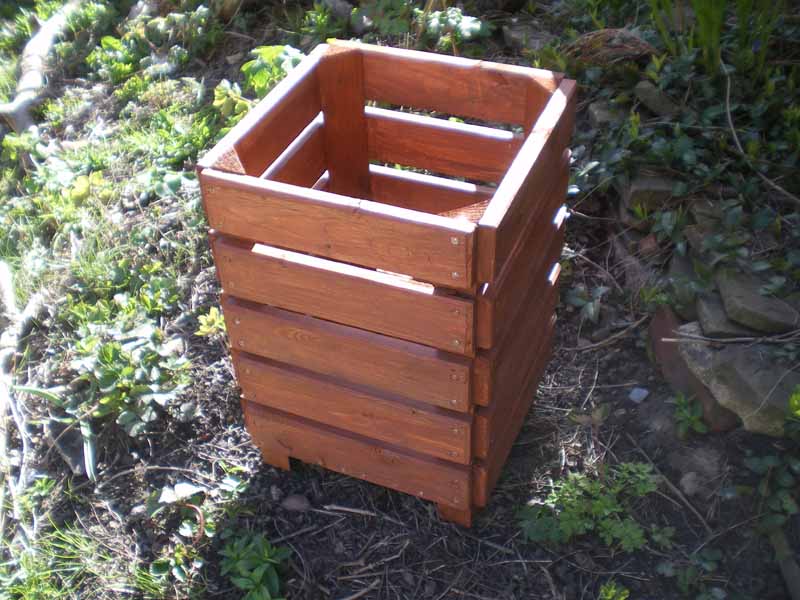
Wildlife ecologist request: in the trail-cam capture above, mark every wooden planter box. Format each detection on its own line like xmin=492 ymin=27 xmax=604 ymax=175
xmin=198 ymin=41 xmax=575 ymax=526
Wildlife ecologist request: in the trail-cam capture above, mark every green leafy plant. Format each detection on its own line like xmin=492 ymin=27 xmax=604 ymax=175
xmin=518 ymin=463 xmax=659 ymax=551
xmin=196 ymin=306 xmax=226 ymax=337
xmin=565 ymin=283 xmax=610 ymax=324
xmin=415 ymin=7 xmax=491 ymax=52
xmin=657 ymin=548 xmax=725 ymax=598
xmin=671 ymin=392 xmax=708 ymax=438
xmin=300 ymin=3 xmax=347 ymax=46
xmin=599 ymin=580 xmax=630 ymax=600
xmin=241 ymin=45 xmax=305 ymax=99
xmin=352 ymin=0 xmax=413 ymax=36
xmin=220 ymin=532 xmax=291 ymax=600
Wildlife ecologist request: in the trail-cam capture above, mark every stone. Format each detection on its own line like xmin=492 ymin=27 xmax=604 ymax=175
xmin=688 ymin=197 xmax=720 ymax=228
xmin=44 ymin=417 xmax=85 ymax=476
xmin=280 ymin=494 xmax=311 ymax=512
xmin=667 ymin=253 xmax=699 ymax=321
xmin=670 ymin=446 xmax=724 ymax=499
xmin=683 ymin=224 xmax=711 ymax=258
xmin=612 ymin=229 xmax=659 ymax=293
xmin=710 ymin=345 xmax=800 ymax=436
xmin=629 ymin=387 xmax=649 ymax=403
xmin=716 ymin=269 xmax=799 ymax=333
xmin=638 ymin=233 xmax=660 ymax=257
xmin=623 ymin=175 xmax=675 ymax=212
xmin=588 ymin=101 xmax=625 ymax=128
xmin=634 ymin=80 xmax=679 ymax=117
xmin=649 ymin=311 xmax=738 ymax=432
xmin=697 ymin=293 xmax=759 ymax=338
xmin=502 ymin=19 xmax=555 ymax=51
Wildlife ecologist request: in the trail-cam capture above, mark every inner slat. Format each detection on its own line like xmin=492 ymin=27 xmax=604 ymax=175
xmin=365 ymin=106 xmax=523 ymax=183
xmin=261 ymin=115 xmax=326 ymax=187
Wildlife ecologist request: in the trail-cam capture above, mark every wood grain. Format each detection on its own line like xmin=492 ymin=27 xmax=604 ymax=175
xmin=473 ymin=252 xmax=561 ymax=409
xmin=472 ymin=314 xmax=555 ymax=507
xmin=243 ymin=400 xmax=472 ymax=510
xmin=200 ymin=168 xmax=476 ymax=290
xmin=198 ymin=45 xmax=326 ymax=176
xmin=212 ymin=236 xmax=475 ymax=355
xmin=365 ymin=107 xmax=522 ymax=183
xmin=235 ymin=352 xmax=471 ymax=464
xmin=369 ymin=164 xmax=494 ymax=217
xmin=260 ymin=117 xmax=326 ymax=187
xmin=475 ymin=155 xmax=569 ymax=349
xmin=477 ymin=79 xmax=577 ymax=283
xmin=222 ymin=296 xmax=472 ymax=411
xmin=318 ymin=45 xmax=370 ymax=198
xmin=330 ymin=40 xmax=559 ymax=126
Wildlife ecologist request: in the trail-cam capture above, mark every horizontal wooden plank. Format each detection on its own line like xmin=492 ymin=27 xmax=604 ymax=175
xmin=200 ymin=168 xmax=476 ymax=289
xmin=477 ymin=79 xmax=576 ymax=283
xmin=222 ymin=296 xmax=471 ymax=411
xmin=244 ymin=400 xmax=472 ymax=509
xmin=212 ymin=236 xmax=475 ymax=355
xmin=369 ymin=164 xmax=494 ymax=217
xmin=235 ymin=353 xmax=471 ymax=463
xmin=331 ymin=40 xmax=560 ymax=127
xmin=473 ymin=257 xmax=561 ymax=409
xmin=472 ymin=314 xmax=555 ymax=507
xmin=366 ymin=107 xmax=522 ymax=183
xmin=198 ymin=44 xmax=326 ymax=176
xmin=260 ymin=116 xmax=326 ymax=187
xmin=476 ymin=183 xmax=568 ymax=351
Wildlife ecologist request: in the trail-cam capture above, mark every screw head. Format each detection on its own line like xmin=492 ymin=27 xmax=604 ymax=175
xmin=450 ymin=237 xmax=460 ymax=245
xmin=452 ymin=339 xmax=461 ymax=347
xmin=245 ymin=368 xmax=251 ymax=375
xmin=234 ymin=318 xmax=241 ymax=325
xmin=238 ymin=340 xmax=245 ymax=347
xmin=450 ymin=399 xmax=457 ymax=406
xmin=451 ymin=271 xmax=460 ymax=279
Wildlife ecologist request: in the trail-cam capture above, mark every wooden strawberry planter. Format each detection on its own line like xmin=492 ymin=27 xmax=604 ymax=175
xmin=198 ymin=41 xmax=575 ymax=526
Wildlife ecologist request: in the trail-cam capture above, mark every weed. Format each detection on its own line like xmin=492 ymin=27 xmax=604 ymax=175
xmin=671 ymin=393 xmax=708 ymax=438
xmin=196 ymin=306 xmax=226 ymax=337
xmin=300 ymin=2 xmax=347 ymax=46
xmin=415 ymin=7 xmax=491 ymax=53
xmin=241 ymin=45 xmax=305 ymax=99
xmin=518 ymin=463 xmax=659 ymax=551
xmin=220 ymin=532 xmax=291 ymax=600
xmin=599 ymin=580 xmax=630 ymax=600
xmin=353 ymin=0 xmax=413 ymax=37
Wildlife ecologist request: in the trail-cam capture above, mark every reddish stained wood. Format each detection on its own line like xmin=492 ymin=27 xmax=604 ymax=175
xmin=473 ymin=247 xmax=562 ymax=409
xmin=222 ymin=296 xmax=472 ymax=411
xmin=437 ymin=504 xmax=473 ymax=527
xmin=260 ymin=117 xmax=326 ymax=187
xmin=477 ymin=79 xmax=577 ymax=283
xmin=317 ymin=45 xmax=370 ymax=198
xmin=330 ymin=40 xmax=560 ymax=126
xmin=198 ymin=45 xmax=326 ymax=176
xmin=368 ymin=164 xmax=494 ymax=217
xmin=472 ymin=314 xmax=556 ymax=507
xmin=235 ymin=352 xmax=471 ymax=464
xmin=365 ymin=107 xmax=522 ymax=183
xmin=243 ymin=400 xmax=472 ymax=510
xmin=475 ymin=156 xmax=570 ymax=350
xmin=212 ymin=236 xmax=475 ymax=355
xmin=200 ymin=168 xmax=476 ymax=290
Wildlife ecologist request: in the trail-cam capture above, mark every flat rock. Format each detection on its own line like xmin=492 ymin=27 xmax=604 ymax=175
xmin=667 ymin=253 xmax=700 ymax=321
xmin=688 ymin=197 xmax=720 ymax=228
xmin=588 ymin=101 xmax=625 ymax=128
xmin=716 ymin=269 xmax=799 ymax=333
xmin=710 ymin=346 xmax=800 ymax=436
xmin=697 ymin=293 xmax=759 ymax=338
xmin=649 ymin=311 xmax=738 ymax=432
xmin=502 ymin=18 xmax=555 ymax=51
xmin=623 ymin=175 xmax=676 ymax=213
xmin=634 ymin=80 xmax=679 ymax=117
xmin=45 ymin=417 xmax=85 ymax=476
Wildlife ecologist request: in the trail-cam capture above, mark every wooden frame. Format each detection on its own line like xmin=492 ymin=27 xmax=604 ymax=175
xmin=198 ymin=41 xmax=575 ymax=527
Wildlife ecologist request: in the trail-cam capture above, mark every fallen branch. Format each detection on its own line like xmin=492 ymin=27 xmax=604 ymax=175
xmin=0 ymin=1 xmax=82 ymax=135
xmin=562 ymin=315 xmax=649 ymax=352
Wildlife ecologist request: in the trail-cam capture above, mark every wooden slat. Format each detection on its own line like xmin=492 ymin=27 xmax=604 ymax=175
xmin=200 ymin=168 xmax=476 ymax=290
xmin=222 ymin=296 xmax=472 ymax=411
xmin=198 ymin=45 xmax=327 ymax=176
xmin=260 ymin=117 xmax=326 ymax=187
xmin=477 ymin=79 xmax=577 ymax=283
xmin=475 ymin=155 xmax=569 ymax=350
xmin=330 ymin=40 xmax=559 ymax=127
xmin=212 ymin=236 xmax=475 ymax=355
xmin=365 ymin=107 xmax=522 ymax=183
xmin=369 ymin=164 xmax=494 ymax=217
xmin=235 ymin=352 xmax=471 ymax=464
xmin=472 ymin=314 xmax=555 ymax=507
xmin=473 ymin=258 xmax=561 ymax=409
xmin=318 ymin=45 xmax=370 ymax=198
xmin=244 ymin=401 xmax=472 ymax=509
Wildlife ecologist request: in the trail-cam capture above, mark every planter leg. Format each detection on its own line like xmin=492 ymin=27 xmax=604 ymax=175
xmin=437 ymin=503 xmax=473 ymax=527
